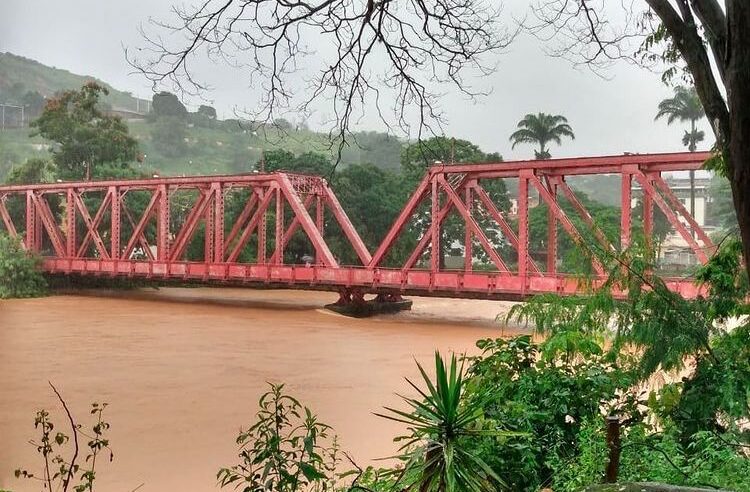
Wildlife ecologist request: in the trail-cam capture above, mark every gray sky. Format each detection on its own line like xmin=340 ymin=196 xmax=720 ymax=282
xmin=1 ymin=0 xmax=714 ymax=160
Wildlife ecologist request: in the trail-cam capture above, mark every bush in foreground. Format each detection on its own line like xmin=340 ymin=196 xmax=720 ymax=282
xmin=0 ymin=233 xmax=47 ymax=298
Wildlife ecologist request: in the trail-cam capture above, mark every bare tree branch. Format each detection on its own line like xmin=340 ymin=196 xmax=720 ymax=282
xmin=49 ymin=381 xmax=79 ymax=492
xmin=128 ymin=0 xmax=515 ymax=163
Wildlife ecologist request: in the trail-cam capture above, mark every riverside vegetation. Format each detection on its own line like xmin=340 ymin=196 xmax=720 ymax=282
xmin=10 ymin=239 xmax=750 ymax=491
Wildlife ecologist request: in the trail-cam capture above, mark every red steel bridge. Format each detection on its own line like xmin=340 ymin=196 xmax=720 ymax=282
xmin=0 ymin=152 xmax=714 ymax=303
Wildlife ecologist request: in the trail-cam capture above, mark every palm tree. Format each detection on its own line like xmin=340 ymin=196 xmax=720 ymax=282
xmin=509 ymin=113 xmax=575 ymax=160
xmin=655 ymin=86 xmax=706 ymax=222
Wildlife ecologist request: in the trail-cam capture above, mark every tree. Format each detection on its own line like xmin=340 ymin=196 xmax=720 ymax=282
xmin=509 ymin=113 xmax=575 ymax=160
xmin=401 ymin=137 xmax=485 ymax=180
xmin=5 ymin=158 xmax=55 ymax=185
xmin=655 ymin=85 xmax=706 ymax=222
xmin=151 ymin=91 xmax=188 ymax=120
xmin=22 ymin=90 xmax=46 ymax=120
xmin=655 ymin=86 xmax=706 ymax=152
xmin=31 ymin=82 xmax=139 ymax=180
xmin=151 ymin=115 xmax=188 ymax=157
xmin=197 ymin=104 xmax=217 ymax=119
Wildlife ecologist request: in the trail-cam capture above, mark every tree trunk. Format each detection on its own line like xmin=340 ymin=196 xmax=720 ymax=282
xmin=727 ymin=0 xmax=750 ymax=279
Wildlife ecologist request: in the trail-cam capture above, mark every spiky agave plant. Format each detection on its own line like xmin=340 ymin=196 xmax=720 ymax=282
xmin=376 ymin=352 xmax=509 ymax=492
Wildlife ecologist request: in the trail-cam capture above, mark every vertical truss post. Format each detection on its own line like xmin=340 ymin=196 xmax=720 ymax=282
xmin=25 ymin=191 xmax=35 ymax=252
xmin=316 ymin=194 xmax=324 ymax=265
xmin=621 ymin=169 xmax=633 ymax=250
xmin=204 ymin=188 xmax=215 ymax=263
xmin=430 ymin=177 xmax=441 ymax=273
xmin=258 ymin=189 xmax=267 ymax=263
xmin=464 ymin=184 xmax=473 ymax=272
xmin=213 ymin=184 xmax=224 ymax=263
xmin=643 ymin=175 xmax=654 ymax=251
xmin=111 ymin=187 xmax=120 ymax=260
xmin=546 ymin=177 xmax=558 ymax=274
xmin=35 ymin=200 xmax=42 ymax=252
xmin=66 ymin=189 xmax=76 ymax=257
xmin=274 ymin=186 xmax=284 ymax=264
xmin=157 ymin=185 xmax=170 ymax=261
xmin=518 ymin=171 xmax=530 ymax=279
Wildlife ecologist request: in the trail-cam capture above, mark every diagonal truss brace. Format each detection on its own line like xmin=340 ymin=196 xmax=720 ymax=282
xmin=526 ymin=172 xmax=606 ymax=275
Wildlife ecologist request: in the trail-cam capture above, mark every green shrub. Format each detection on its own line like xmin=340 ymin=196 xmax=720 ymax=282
xmin=0 ymin=233 xmax=47 ymax=298
xmin=551 ymin=417 xmax=750 ymax=492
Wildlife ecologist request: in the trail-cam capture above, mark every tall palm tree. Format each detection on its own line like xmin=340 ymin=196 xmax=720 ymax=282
xmin=655 ymin=86 xmax=706 ymax=222
xmin=509 ymin=113 xmax=575 ymax=160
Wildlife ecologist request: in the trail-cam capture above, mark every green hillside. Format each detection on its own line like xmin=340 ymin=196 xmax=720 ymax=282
xmin=0 ymin=52 xmax=145 ymax=110
xmin=0 ymin=51 xmax=617 ymax=208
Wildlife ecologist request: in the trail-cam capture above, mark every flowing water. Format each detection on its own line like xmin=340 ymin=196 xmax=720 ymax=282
xmin=0 ymin=288 xmax=523 ymax=492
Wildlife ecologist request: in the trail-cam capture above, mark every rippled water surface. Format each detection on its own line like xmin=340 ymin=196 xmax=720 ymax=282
xmin=0 ymin=288 xmax=521 ymax=491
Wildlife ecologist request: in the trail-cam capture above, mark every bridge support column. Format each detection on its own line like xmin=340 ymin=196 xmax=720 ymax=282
xmin=325 ymin=289 xmax=412 ymax=318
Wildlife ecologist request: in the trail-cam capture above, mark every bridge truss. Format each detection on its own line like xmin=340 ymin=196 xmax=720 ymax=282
xmin=0 ymin=152 xmax=714 ymax=301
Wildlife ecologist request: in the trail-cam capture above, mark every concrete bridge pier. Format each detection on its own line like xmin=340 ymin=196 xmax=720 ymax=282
xmin=325 ymin=289 xmax=412 ymax=317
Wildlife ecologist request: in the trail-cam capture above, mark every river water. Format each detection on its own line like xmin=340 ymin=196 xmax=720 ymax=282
xmin=0 ymin=288 xmax=522 ymax=492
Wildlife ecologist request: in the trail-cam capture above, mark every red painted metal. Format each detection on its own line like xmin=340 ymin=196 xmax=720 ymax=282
xmin=0 ymin=152 xmax=715 ymax=301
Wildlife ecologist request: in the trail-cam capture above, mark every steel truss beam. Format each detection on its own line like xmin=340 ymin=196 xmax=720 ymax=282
xmin=0 ymin=153 xmax=714 ymax=301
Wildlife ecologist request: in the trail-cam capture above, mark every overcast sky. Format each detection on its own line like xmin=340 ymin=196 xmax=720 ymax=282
xmin=1 ymin=0 xmax=714 ymax=161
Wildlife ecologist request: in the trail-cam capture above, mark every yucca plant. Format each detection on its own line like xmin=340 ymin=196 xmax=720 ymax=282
xmin=376 ymin=351 xmax=510 ymax=492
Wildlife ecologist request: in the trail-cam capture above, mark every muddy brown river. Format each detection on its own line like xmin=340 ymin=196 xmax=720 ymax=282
xmin=0 ymin=288 xmax=522 ymax=492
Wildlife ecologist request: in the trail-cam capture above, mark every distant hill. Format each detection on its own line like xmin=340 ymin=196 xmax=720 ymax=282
xmin=0 ymin=52 xmax=405 ymax=177
xmin=0 ymin=52 xmax=148 ymax=112
xmin=0 ymin=52 xmax=620 ymax=207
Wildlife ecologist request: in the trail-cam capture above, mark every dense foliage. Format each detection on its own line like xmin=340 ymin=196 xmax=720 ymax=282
xmin=375 ymin=352 xmax=507 ymax=492
xmin=31 ymin=82 xmax=139 ymax=180
xmin=0 ymin=233 xmax=47 ymax=298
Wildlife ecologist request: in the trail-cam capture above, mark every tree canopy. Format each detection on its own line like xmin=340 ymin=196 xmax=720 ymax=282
xmin=655 ymin=86 xmax=706 ymax=152
xmin=510 ymin=113 xmax=575 ymax=160
xmin=31 ymin=82 xmax=139 ymax=180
